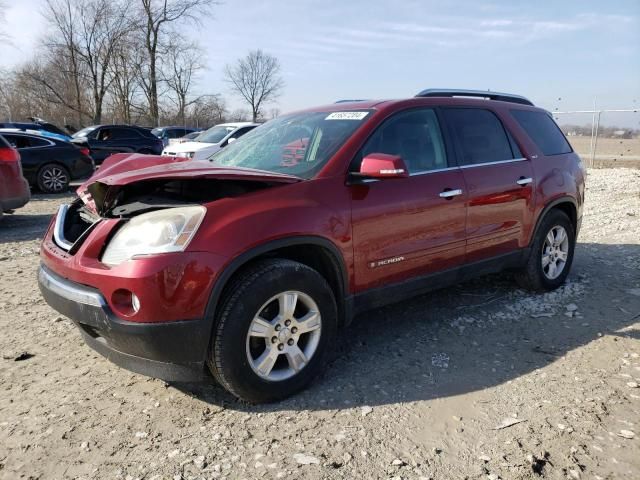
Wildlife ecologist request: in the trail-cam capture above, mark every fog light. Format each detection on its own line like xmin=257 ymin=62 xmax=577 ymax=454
xmin=112 ymin=289 xmax=140 ymax=317
xmin=131 ymin=293 xmax=141 ymax=313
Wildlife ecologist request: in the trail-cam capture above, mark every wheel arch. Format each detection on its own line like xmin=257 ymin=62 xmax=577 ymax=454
xmin=530 ymin=196 xmax=578 ymax=246
xmin=203 ymin=236 xmax=352 ymax=337
xmin=37 ymin=160 xmax=71 ymax=172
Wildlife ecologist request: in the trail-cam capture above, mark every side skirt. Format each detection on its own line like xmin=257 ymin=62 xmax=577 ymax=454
xmin=352 ymin=249 xmax=529 ymax=315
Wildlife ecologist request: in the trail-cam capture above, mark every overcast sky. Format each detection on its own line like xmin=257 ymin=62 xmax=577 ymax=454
xmin=2 ymin=0 xmax=639 ymax=126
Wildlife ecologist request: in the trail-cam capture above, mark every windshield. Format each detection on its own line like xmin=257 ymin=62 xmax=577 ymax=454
xmin=196 ymin=125 xmax=235 ymax=144
xmin=151 ymin=128 xmax=163 ymax=137
xmin=209 ymin=110 xmax=372 ymax=179
xmin=73 ymin=126 xmax=97 ymax=138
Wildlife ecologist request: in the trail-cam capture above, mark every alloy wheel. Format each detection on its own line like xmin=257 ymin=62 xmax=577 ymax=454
xmin=245 ymin=291 xmax=322 ymax=382
xmin=41 ymin=167 xmax=68 ymax=193
xmin=541 ymin=225 xmax=569 ymax=280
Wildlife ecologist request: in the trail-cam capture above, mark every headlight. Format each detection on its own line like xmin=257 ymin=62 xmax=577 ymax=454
xmin=102 ymin=206 xmax=206 ymax=266
xmin=175 ymin=151 xmax=195 ymax=158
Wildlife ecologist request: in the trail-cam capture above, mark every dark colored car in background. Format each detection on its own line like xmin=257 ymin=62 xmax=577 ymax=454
xmin=151 ymin=126 xmax=200 ymax=147
xmin=0 ymin=121 xmax=72 ymax=142
xmin=71 ymin=125 xmax=163 ymax=164
xmin=0 ymin=131 xmax=94 ymax=193
xmin=0 ymin=134 xmax=30 ymax=218
xmin=38 ymin=89 xmax=585 ymax=403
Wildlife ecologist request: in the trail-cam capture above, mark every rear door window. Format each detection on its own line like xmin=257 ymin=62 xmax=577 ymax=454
xmin=442 ymin=108 xmax=517 ymax=165
xmin=3 ymin=134 xmax=30 ymax=149
xmin=511 ymin=110 xmax=572 ymax=156
xmin=110 ymin=127 xmax=138 ymax=140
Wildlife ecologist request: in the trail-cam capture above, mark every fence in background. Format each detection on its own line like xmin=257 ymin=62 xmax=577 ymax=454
xmin=553 ymin=107 xmax=639 ymax=168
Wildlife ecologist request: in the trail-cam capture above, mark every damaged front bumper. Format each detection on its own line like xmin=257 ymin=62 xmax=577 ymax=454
xmin=38 ymin=264 xmax=209 ymax=382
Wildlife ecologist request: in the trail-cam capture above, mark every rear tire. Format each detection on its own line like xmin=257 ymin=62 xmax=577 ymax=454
xmin=207 ymin=259 xmax=337 ymax=403
xmin=37 ymin=164 xmax=70 ymax=194
xmin=515 ymin=209 xmax=575 ymax=291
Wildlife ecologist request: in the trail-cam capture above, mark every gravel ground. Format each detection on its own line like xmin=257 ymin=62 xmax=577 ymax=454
xmin=0 ymin=168 xmax=639 ymax=480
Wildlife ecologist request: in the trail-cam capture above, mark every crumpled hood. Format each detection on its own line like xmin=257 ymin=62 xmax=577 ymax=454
xmin=79 ymin=153 xmax=301 ymax=188
xmin=76 ymin=153 xmax=301 ymax=215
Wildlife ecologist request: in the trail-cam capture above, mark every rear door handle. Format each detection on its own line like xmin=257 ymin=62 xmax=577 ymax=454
xmin=516 ymin=177 xmax=533 ymax=186
xmin=439 ymin=188 xmax=463 ymax=198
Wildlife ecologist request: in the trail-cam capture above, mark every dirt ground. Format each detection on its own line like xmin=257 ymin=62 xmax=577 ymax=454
xmin=566 ymin=137 xmax=640 ymax=168
xmin=0 ymin=168 xmax=639 ymax=480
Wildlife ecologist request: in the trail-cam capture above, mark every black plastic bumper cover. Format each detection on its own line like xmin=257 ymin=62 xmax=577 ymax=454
xmin=38 ymin=264 xmax=210 ymax=382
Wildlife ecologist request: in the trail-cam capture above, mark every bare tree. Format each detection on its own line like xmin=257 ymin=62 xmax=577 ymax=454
xmin=73 ymin=0 xmax=131 ymax=123
xmin=162 ymin=37 xmax=203 ymax=124
xmin=187 ymin=94 xmax=227 ymax=128
xmin=136 ymin=0 xmax=215 ymax=126
xmin=0 ymin=69 xmax=15 ymax=120
xmin=224 ymin=50 xmax=284 ymax=122
xmin=38 ymin=0 xmax=85 ymax=124
xmin=0 ymin=0 xmax=8 ymax=41
xmin=20 ymin=54 xmax=92 ymax=126
xmin=26 ymin=0 xmax=131 ymax=125
xmin=108 ymin=41 xmax=143 ymax=124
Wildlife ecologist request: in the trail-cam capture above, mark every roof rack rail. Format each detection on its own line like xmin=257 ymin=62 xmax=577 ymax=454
xmin=334 ymin=99 xmax=369 ymax=104
xmin=415 ymin=88 xmax=534 ymax=106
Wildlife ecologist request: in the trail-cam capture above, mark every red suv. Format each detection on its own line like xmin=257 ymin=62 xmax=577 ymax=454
xmin=0 ymin=134 xmax=30 ymax=218
xmin=38 ymin=90 xmax=585 ymax=402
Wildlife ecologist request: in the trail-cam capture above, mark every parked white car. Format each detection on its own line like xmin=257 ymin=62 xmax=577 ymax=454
xmin=161 ymin=122 xmax=259 ymax=159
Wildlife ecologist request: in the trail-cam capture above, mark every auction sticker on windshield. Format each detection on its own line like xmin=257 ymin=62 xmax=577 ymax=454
xmin=325 ymin=112 xmax=369 ymax=120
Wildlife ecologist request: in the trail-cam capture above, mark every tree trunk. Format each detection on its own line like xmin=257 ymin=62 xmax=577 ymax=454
xmin=149 ymin=59 xmax=158 ymax=125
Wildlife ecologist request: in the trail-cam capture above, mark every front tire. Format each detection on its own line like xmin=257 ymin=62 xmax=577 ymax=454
xmin=37 ymin=164 xmax=70 ymax=193
xmin=207 ymin=259 xmax=338 ymax=403
xmin=516 ymin=209 xmax=575 ymax=291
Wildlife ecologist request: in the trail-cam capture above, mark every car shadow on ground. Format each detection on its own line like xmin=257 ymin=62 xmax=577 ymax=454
xmin=172 ymin=242 xmax=640 ymax=412
xmin=0 ymin=213 xmax=54 ymax=244
xmin=0 ymin=193 xmax=72 ymax=244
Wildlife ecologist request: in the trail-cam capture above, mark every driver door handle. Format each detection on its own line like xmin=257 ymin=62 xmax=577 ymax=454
xmin=439 ymin=188 xmax=463 ymax=199
xmin=516 ymin=177 xmax=533 ymax=186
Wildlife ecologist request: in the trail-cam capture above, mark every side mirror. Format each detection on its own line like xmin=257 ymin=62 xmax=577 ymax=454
xmin=220 ymin=137 xmax=235 ymax=148
xmin=352 ymin=153 xmax=409 ymax=181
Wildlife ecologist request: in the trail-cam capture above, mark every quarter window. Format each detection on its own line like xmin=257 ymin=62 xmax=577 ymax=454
xmin=443 ymin=108 xmax=516 ymax=165
xmin=358 ymin=108 xmax=448 ymax=174
xmin=28 ymin=137 xmax=51 ymax=147
xmin=511 ymin=110 xmax=572 ymax=156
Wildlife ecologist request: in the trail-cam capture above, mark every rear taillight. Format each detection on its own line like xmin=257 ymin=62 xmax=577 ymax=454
xmin=80 ymin=147 xmax=91 ymax=157
xmin=0 ymin=147 xmax=20 ymax=163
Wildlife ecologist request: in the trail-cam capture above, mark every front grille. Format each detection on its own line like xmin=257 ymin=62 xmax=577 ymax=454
xmin=53 ymin=200 xmax=100 ymax=253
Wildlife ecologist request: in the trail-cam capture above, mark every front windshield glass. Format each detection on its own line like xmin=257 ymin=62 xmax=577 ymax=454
xmin=209 ymin=110 xmax=372 ymax=179
xmin=73 ymin=126 xmax=97 ymax=138
xmin=196 ymin=125 xmax=235 ymax=144
xmin=151 ymin=128 xmax=163 ymax=137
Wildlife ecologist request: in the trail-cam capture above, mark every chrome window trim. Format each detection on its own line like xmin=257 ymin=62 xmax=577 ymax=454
xmin=459 ymin=157 xmax=527 ymax=169
xmin=357 ymin=166 xmax=460 ymax=183
xmin=410 ymin=166 xmax=459 ymax=176
xmin=2 ymin=132 xmax=56 ymax=149
xmin=357 ymin=158 xmax=527 ymax=181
